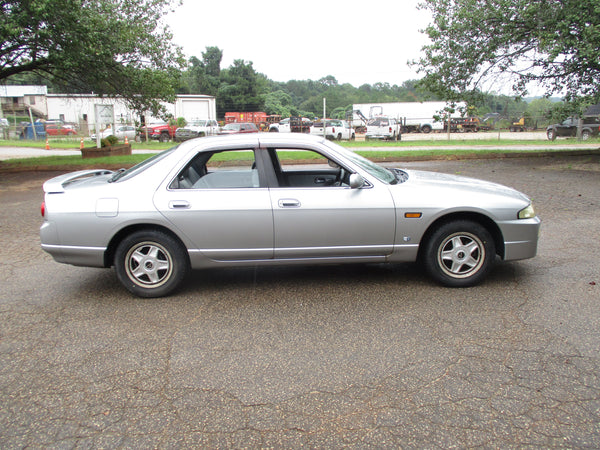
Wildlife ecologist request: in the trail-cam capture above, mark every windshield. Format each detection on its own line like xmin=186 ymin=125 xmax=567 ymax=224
xmin=322 ymin=140 xmax=397 ymax=184
xmin=109 ymin=146 xmax=178 ymax=183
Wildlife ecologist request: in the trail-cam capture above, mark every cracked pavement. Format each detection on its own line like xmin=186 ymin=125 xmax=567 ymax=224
xmin=0 ymin=154 xmax=599 ymax=448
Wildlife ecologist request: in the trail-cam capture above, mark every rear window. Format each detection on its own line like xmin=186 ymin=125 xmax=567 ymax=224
xmin=368 ymin=118 xmax=390 ymax=126
xmin=109 ymin=147 xmax=178 ymax=183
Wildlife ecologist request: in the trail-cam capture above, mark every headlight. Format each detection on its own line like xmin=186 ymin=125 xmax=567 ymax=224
xmin=518 ymin=203 xmax=536 ymax=219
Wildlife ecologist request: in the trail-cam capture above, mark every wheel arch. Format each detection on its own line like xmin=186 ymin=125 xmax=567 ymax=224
xmin=104 ymin=224 xmax=189 ymax=268
xmin=418 ymin=212 xmax=505 ymax=261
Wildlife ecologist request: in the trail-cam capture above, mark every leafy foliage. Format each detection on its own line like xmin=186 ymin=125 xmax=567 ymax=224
xmin=101 ymin=135 xmax=119 ymax=147
xmin=414 ymin=0 xmax=600 ymax=108
xmin=1 ymin=0 xmax=186 ymax=116
xmin=216 ymin=60 xmax=267 ymax=117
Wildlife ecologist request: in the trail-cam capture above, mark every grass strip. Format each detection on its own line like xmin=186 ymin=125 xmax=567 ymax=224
xmin=1 ymin=147 xmax=587 ymax=172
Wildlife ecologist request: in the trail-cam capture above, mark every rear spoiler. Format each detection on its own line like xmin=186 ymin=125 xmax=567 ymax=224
xmin=43 ymin=169 xmax=113 ymax=193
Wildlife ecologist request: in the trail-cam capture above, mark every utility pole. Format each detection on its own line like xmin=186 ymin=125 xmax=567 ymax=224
xmin=323 ymin=98 xmax=327 ymax=138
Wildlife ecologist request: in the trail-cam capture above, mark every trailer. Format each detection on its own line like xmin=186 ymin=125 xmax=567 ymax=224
xmin=351 ymin=101 xmax=467 ymax=133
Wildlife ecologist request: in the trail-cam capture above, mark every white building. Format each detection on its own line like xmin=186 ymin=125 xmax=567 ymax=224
xmin=46 ymin=93 xmax=217 ymax=135
xmin=0 ymin=86 xmax=216 ymax=135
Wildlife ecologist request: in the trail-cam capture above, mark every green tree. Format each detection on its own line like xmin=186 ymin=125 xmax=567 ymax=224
xmin=414 ymin=0 xmax=600 ymax=105
xmin=217 ymin=60 xmax=265 ymax=116
xmin=202 ymin=46 xmax=222 ymax=78
xmin=180 ymin=48 xmax=222 ymax=96
xmin=264 ymin=90 xmax=294 ymax=116
xmin=1 ymin=0 xmax=186 ymax=116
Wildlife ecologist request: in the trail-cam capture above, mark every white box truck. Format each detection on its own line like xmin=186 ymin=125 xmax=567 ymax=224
xmin=352 ymin=101 xmax=466 ymax=133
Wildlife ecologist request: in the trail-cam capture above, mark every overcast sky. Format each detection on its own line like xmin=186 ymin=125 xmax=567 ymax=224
xmin=166 ymin=0 xmax=432 ymax=87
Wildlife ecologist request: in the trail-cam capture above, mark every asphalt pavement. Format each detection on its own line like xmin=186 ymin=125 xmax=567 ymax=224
xmin=0 ymin=154 xmax=599 ymax=447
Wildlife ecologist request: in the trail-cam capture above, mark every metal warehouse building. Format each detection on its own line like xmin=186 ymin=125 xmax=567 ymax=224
xmin=1 ymin=85 xmax=216 ymax=135
xmin=46 ymin=94 xmax=216 ymax=135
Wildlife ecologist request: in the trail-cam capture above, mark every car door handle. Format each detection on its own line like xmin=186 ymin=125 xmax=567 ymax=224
xmin=278 ymin=199 xmax=301 ymax=208
xmin=169 ymin=200 xmax=191 ymax=209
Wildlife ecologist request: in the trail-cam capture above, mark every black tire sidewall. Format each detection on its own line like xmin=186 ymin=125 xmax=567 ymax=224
xmin=422 ymin=220 xmax=495 ymax=287
xmin=115 ymin=230 xmax=189 ymax=297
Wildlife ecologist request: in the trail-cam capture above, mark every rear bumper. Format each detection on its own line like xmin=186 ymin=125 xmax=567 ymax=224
xmin=40 ymin=221 xmax=106 ymax=267
xmin=41 ymin=243 xmax=106 ymax=267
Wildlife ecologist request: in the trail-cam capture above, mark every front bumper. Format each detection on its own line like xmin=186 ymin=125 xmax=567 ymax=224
xmin=501 ymin=216 xmax=541 ymax=261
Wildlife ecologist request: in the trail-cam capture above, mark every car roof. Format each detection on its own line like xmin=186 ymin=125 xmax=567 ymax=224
xmin=177 ymin=131 xmax=327 ymax=153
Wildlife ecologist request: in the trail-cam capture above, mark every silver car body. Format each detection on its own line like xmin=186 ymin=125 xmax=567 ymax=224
xmin=41 ymin=133 xmax=540 ymax=294
xmin=91 ymin=125 xmax=137 ymax=141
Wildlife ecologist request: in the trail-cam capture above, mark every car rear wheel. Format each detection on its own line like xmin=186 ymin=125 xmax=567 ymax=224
xmin=422 ymin=220 xmax=495 ymax=287
xmin=582 ymin=130 xmax=591 ymax=140
xmin=115 ymin=230 xmax=189 ymax=297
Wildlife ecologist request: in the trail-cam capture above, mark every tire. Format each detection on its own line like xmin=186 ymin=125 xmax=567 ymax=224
xmin=159 ymin=133 xmax=170 ymax=142
xmin=547 ymin=129 xmax=556 ymax=141
xmin=422 ymin=220 xmax=495 ymax=287
xmin=582 ymin=130 xmax=591 ymax=140
xmin=115 ymin=230 xmax=189 ymax=298
xmin=421 ymin=124 xmax=432 ymax=133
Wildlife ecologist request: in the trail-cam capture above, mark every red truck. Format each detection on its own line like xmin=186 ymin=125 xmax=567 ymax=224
xmin=138 ymin=122 xmax=177 ymax=142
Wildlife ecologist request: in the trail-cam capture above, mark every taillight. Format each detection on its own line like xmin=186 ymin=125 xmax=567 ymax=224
xmin=41 ymin=202 xmax=45 ymax=217
xmin=332 ymin=128 xmax=335 ymax=133
xmin=389 ymin=127 xmax=392 ymax=133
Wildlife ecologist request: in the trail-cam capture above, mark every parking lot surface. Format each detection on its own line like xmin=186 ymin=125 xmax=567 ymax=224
xmin=1 ymin=154 xmax=599 ymax=448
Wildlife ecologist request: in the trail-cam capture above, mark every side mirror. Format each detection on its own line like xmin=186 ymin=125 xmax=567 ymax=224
xmin=349 ymin=173 xmax=365 ymax=189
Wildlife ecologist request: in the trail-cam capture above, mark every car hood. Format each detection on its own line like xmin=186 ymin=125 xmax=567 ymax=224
xmin=395 ymin=169 xmax=530 ymax=205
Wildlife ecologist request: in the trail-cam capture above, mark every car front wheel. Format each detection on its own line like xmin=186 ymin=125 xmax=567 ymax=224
xmin=547 ymin=129 xmax=556 ymax=140
xmin=422 ymin=220 xmax=495 ymax=287
xmin=115 ymin=230 xmax=189 ymax=297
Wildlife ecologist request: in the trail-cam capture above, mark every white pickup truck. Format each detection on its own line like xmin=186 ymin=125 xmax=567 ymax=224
xmin=268 ymin=117 xmax=312 ymax=133
xmin=174 ymin=119 xmax=219 ymax=142
xmin=310 ymin=119 xmax=355 ymax=140
xmin=365 ymin=117 xmax=401 ymax=140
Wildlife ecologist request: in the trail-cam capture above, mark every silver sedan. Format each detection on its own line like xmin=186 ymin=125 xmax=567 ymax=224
xmin=40 ymin=133 xmax=541 ymax=297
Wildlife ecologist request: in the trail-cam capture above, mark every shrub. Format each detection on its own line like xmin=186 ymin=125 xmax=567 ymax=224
xmin=101 ymin=135 xmax=119 ymax=147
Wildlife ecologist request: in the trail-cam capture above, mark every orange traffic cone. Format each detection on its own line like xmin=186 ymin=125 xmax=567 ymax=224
xmin=79 ymin=137 xmax=84 ymax=149
xmin=45 ymin=138 xmax=50 ymax=150
xmin=124 ymin=136 xmax=129 ymax=145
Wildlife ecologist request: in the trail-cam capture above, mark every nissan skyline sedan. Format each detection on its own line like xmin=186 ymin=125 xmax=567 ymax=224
xmin=40 ymin=133 xmax=541 ymax=297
